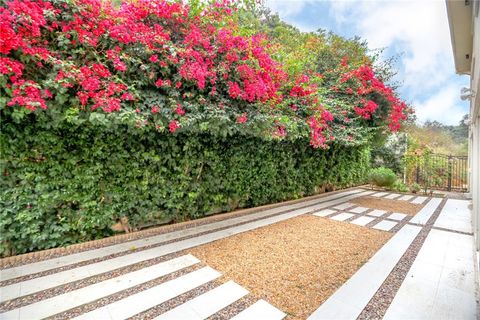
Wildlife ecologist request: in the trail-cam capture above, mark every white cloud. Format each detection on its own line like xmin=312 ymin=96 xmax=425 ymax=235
xmin=330 ymin=0 xmax=452 ymax=92
xmin=264 ymin=0 xmax=311 ymax=19
xmin=264 ymin=0 xmax=319 ymax=31
xmin=414 ymin=85 xmax=467 ymax=125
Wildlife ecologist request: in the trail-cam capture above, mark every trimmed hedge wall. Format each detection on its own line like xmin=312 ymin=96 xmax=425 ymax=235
xmin=0 ymin=118 xmax=370 ymax=257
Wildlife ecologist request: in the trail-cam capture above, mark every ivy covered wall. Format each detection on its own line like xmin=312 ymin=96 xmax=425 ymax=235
xmin=0 ymin=113 xmax=370 ymax=256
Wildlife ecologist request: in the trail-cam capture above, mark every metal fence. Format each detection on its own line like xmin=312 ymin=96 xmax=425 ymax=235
xmin=407 ymin=153 xmax=468 ymax=192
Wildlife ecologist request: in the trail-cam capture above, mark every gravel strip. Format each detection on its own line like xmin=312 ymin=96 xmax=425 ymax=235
xmin=389 ymin=216 xmax=412 ymax=233
xmin=189 ymin=215 xmax=391 ymax=320
xmin=350 ymin=196 xmax=426 ymax=216
xmin=0 ymin=251 xmax=186 ymax=312
xmin=1 ymin=191 xmax=358 ymax=287
xmin=1 ymin=187 xmax=362 ymax=270
xmin=365 ymin=213 xmax=391 ymax=228
xmin=46 ymin=263 xmax=206 ymax=320
xmin=127 ymin=279 xmax=224 ymax=320
xmin=206 ymin=295 xmax=258 ymax=320
xmin=357 ymin=198 xmax=448 ymax=320
xmin=343 ymin=208 xmax=377 ymax=222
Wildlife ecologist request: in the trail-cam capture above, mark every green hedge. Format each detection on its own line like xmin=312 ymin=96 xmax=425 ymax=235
xmin=0 ymin=117 xmax=370 ymax=257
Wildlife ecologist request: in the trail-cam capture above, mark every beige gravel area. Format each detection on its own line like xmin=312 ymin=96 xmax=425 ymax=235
xmin=188 ymin=215 xmax=391 ymax=319
xmin=351 ymin=196 xmax=425 ymax=215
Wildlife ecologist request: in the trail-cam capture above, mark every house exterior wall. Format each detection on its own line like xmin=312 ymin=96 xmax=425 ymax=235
xmin=469 ymin=0 xmax=480 ymax=250
xmin=446 ymin=0 xmax=480 ymax=250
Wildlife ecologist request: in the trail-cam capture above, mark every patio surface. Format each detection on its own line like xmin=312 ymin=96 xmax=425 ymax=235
xmin=0 ymin=187 xmax=477 ymax=319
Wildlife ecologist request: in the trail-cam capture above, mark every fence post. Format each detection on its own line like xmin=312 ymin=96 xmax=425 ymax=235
xmin=447 ymin=155 xmax=452 ymax=191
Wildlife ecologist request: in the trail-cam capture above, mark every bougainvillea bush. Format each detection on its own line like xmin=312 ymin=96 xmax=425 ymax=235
xmin=0 ymin=0 xmax=410 ymax=255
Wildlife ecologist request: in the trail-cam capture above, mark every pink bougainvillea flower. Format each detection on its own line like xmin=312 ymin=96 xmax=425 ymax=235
xmin=237 ymin=113 xmax=247 ymax=123
xmin=169 ymin=120 xmax=180 ymax=133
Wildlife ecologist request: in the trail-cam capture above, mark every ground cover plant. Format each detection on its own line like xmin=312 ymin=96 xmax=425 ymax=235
xmin=0 ymin=0 xmax=411 ymax=256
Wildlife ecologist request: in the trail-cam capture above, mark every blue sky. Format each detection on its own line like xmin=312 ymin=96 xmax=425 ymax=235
xmin=265 ymin=0 xmax=470 ymax=126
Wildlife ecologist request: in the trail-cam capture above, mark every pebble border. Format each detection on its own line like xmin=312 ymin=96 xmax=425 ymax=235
xmin=0 ymin=251 xmax=186 ymax=312
xmin=128 ymin=279 xmax=224 ymax=320
xmin=206 ymin=295 xmax=258 ymax=320
xmin=46 ymin=263 xmax=207 ymax=320
xmin=357 ymin=197 xmax=448 ymax=319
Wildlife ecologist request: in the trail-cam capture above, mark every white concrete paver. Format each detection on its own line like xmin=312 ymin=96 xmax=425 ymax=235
xmin=351 ymin=216 xmax=376 ymax=226
xmin=0 ymin=255 xmax=200 ymax=320
xmin=410 ymin=198 xmax=442 ymax=225
xmin=384 ymin=193 xmax=401 ymax=200
xmin=1 ymin=190 xmax=374 ymax=303
xmin=308 ymin=225 xmax=422 ymax=320
xmin=398 ymin=195 xmax=414 ymax=201
xmin=331 ymin=213 xmax=356 ymax=221
xmin=231 ymin=300 xmax=286 ymax=320
xmin=312 ymin=209 xmax=337 ymax=217
xmin=333 ymin=202 xmax=355 ymax=210
xmin=367 ymin=209 xmax=387 ymax=217
xmin=411 ymin=196 xmax=428 ymax=204
xmin=384 ymin=229 xmax=476 ymax=320
xmin=372 ymin=220 xmax=398 ymax=231
xmin=434 ymin=199 xmax=472 ymax=233
xmin=388 ymin=212 xmax=408 ymax=221
xmin=0 ymin=189 xmax=366 ymax=282
xmin=349 ymin=206 xmax=369 ymax=214
xmin=371 ymin=192 xmax=388 ymax=197
xmin=153 ymin=281 xmax=248 ymax=320
xmin=73 ymin=267 xmax=222 ymax=320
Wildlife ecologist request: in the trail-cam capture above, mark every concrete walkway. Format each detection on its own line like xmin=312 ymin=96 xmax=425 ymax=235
xmin=0 ymin=189 xmax=477 ymax=320
xmin=0 ymin=188 xmax=370 ymax=320
xmin=309 ymin=195 xmax=477 ymax=320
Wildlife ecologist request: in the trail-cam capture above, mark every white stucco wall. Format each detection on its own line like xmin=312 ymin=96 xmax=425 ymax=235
xmin=470 ymin=1 xmax=480 ymax=250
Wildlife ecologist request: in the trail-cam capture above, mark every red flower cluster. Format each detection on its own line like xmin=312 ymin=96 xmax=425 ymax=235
xmin=337 ymin=64 xmax=409 ymax=131
xmin=354 ymin=100 xmax=378 ymax=120
xmin=0 ymin=0 xmax=410 ymax=147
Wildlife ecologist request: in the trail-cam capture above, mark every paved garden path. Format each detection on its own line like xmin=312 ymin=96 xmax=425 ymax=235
xmin=0 ymin=188 xmax=476 ymax=320
xmin=309 ymin=193 xmax=477 ymax=320
xmin=0 ymin=188 xmax=372 ymax=319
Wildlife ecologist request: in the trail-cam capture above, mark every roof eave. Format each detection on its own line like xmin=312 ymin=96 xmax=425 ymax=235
xmin=445 ymin=0 xmax=473 ymax=75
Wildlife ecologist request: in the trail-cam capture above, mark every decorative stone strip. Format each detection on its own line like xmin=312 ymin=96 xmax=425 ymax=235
xmin=73 ymin=267 xmax=224 ymax=320
xmin=356 ymin=198 xmax=447 ymax=319
xmin=0 ymin=251 xmax=186 ymax=312
xmin=206 ymin=296 xmax=258 ymax=320
xmin=0 ymin=255 xmax=200 ymax=319
xmin=2 ymin=189 xmax=368 ymax=318
xmin=1 ymin=189 xmax=366 ymax=280
xmin=307 ymin=224 xmax=422 ymax=320
xmin=152 ymin=281 xmax=249 ymax=320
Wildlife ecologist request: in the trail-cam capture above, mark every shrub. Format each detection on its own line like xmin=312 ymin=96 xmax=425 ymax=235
xmin=409 ymin=183 xmax=421 ymax=194
xmin=0 ymin=114 xmax=371 ymax=257
xmin=0 ymin=0 xmax=409 ymax=257
xmin=392 ymin=180 xmax=409 ymax=192
xmin=368 ymin=167 xmax=397 ymax=188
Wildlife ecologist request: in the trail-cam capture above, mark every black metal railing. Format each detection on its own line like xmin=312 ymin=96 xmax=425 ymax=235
xmin=408 ymin=153 xmax=468 ymax=192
